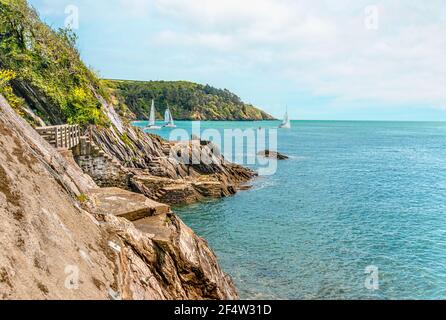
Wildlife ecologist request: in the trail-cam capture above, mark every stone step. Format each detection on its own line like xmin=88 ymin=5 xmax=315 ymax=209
xmin=87 ymin=187 xmax=170 ymax=221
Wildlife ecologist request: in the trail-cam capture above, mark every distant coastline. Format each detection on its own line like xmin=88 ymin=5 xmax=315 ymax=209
xmin=105 ymin=79 xmax=276 ymax=121
xmin=132 ymin=118 xmax=279 ymax=123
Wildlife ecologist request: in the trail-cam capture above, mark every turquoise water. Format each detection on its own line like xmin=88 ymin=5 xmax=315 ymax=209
xmin=135 ymin=120 xmax=446 ymax=300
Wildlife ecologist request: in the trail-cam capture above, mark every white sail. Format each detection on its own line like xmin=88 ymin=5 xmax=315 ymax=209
xmin=279 ymin=109 xmax=291 ymax=129
xmin=164 ymin=107 xmax=170 ymax=123
xmin=149 ymin=100 xmax=156 ymax=126
xmin=168 ymin=109 xmax=175 ymax=126
xmin=164 ymin=107 xmax=176 ymax=127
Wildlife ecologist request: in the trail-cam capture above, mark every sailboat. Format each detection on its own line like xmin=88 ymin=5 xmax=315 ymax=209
xmin=163 ymin=107 xmax=176 ymax=128
xmin=279 ymin=108 xmax=291 ymax=129
xmin=144 ymin=100 xmax=161 ymax=130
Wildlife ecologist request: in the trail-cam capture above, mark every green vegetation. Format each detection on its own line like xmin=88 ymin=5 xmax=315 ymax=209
xmin=0 ymin=0 xmax=273 ymax=126
xmin=107 ymin=80 xmax=275 ymax=121
xmin=0 ymin=0 xmax=109 ymax=125
xmin=76 ymin=193 xmax=89 ymax=204
xmin=119 ymin=131 xmax=135 ymax=150
xmin=0 ymin=68 xmax=24 ymax=114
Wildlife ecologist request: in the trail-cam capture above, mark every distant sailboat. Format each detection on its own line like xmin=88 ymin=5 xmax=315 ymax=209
xmin=279 ymin=108 xmax=291 ymax=129
xmin=163 ymin=107 xmax=176 ymax=128
xmin=144 ymin=100 xmax=161 ymax=130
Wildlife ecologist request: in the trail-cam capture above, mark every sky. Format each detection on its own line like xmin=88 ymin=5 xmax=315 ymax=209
xmin=27 ymin=0 xmax=446 ymax=121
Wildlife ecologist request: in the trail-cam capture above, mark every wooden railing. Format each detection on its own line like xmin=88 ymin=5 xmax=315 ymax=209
xmin=36 ymin=124 xmax=82 ymax=149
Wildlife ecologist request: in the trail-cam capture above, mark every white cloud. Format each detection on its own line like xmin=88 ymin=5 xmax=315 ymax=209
xmin=154 ymin=30 xmax=237 ymax=51
xmin=31 ymin=0 xmax=446 ymax=109
xmin=151 ymin=0 xmax=446 ymax=107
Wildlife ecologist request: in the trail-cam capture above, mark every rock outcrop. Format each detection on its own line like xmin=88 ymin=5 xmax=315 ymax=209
xmin=0 ymin=95 xmax=238 ymax=300
xmin=86 ymin=187 xmax=171 ymax=221
xmin=105 ymin=213 xmax=237 ymax=300
xmin=127 ymin=140 xmax=255 ymax=205
xmin=257 ymin=150 xmax=289 ymax=160
xmin=1 ymin=1 xmax=256 ymax=300
xmin=81 ymin=109 xmax=255 ymax=205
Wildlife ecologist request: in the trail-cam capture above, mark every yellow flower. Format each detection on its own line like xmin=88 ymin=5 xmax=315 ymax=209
xmin=0 ymin=69 xmax=17 ymax=88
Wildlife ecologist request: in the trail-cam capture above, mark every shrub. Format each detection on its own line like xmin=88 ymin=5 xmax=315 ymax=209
xmin=0 ymin=69 xmax=24 ymax=114
xmin=0 ymin=0 xmax=110 ymax=125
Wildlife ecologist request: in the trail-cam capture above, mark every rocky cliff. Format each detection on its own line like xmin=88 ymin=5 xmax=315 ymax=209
xmin=87 ymin=125 xmax=254 ymax=205
xmin=1 ymin=0 xmax=255 ymax=205
xmin=0 ymin=94 xmax=238 ymax=300
xmin=0 ymin=0 xmax=256 ymax=300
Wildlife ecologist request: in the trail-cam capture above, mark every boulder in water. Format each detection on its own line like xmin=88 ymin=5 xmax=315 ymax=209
xmin=257 ymin=150 xmax=289 ymax=160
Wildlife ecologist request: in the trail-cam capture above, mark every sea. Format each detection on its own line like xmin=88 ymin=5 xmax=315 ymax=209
xmin=133 ymin=120 xmax=446 ymax=300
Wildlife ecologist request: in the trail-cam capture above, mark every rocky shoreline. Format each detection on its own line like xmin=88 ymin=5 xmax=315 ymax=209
xmin=0 ymin=94 xmax=251 ymax=299
xmin=76 ymin=125 xmax=255 ymax=206
xmin=0 ymin=1 xmax=258 ymax=300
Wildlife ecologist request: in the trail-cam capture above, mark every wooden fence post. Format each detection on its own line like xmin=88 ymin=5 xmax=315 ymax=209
xmin=36 ymin=124 xmax=83 ymax=149
xmin=55 ymin=127 xmax=59 ymax=148
xmin=65 ymin=125 xmax=68 ymax=148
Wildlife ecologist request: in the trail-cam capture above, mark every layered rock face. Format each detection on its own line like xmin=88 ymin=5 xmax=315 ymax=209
xmin=0 ymin=95 xmax=238 ymax=300
xmin=1 ymin=1 xmax=255 ymax=300
xmin=129 ymin=141 xmax=254 ymax=205
xmin=80 ymin=103 xmax=255 ymax=205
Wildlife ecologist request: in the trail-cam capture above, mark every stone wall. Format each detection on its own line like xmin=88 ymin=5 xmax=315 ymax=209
xmin=74 ymin=154 xmax=130 ymax=189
